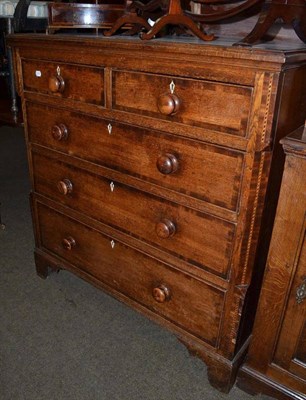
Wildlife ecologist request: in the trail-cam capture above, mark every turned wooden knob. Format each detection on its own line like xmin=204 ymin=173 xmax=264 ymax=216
xmin=49 ymin=75 xmax=65 ymax=93
xmin=157 ymin=93 xmax=181 ymax=115
xmin=152 ymin=285 xmax=171 ymax=303
xmin=52 ymin=124 xmax=68 ymax=141
xmin=156 ymin=219 xmax=176 ymax=239
xmin=156 ymin=153 xmax=178 ymax=175
xmin=62 ymin=236 xmax=76 ymax=251
xmin=57 ymin=179 xmax=73 ymax=195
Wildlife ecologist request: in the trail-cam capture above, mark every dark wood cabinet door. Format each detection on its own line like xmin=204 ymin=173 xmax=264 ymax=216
xmin=273 ymin=222 xmax=306 ymax=381
xmin=237 ymin=126 xmax=306 ymax=399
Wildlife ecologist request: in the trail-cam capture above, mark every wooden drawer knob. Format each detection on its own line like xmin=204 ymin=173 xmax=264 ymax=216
xmin=52 ymin=124 xmax=68 ymax=141
xmin=49 ymin=75 xmax=65 ymax=93
xmin=157 ymin=93 xmax=181 ymax=115
xmin=152 ymin=284 xmax=171 ymax=303
xmin=156 ymin=219 xmax=176 ymax=239
xmin=57 ymin=179 xmax=73 ymax=195
xmin=156 ymin=153 xmax=178 ymax=175
xmin=62 ymin=236 xmax=76 ymax=251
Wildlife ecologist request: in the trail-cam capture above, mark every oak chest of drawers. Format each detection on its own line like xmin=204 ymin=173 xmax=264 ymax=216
xmin=9 ymin=34 xmax=306 ymax=393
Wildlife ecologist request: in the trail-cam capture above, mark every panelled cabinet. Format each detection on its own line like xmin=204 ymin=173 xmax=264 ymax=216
xmin=8 ymin=34 xmax=306 ymax=393
xmin=238 ymin=124 xmax=306 ymax=399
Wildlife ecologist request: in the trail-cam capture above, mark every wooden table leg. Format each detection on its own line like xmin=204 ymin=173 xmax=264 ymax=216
xmin=140 ymin=0 xmax=214 ymax=40
xmin=236 ymin=0 xmax=306 ymax=45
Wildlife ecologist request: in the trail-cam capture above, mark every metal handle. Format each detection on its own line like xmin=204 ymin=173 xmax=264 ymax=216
xmin=296 ymin=277 xmax=306 ymax=304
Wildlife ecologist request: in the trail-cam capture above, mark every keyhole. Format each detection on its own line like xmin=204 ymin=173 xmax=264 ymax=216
xmin=170 ymin=80 xmax=175 ymax=94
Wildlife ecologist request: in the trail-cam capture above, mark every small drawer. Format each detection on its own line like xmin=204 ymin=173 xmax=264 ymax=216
xmin=32 ymin=152 xmax=236 ymax=278
xmin=27 ymin=102 xmax=244 ymax=212
xmin=22 ymin=60 xmax=104 ymax=105
xmin=36 ymin=201 xmax=225 ymax=346
xmin=112 ymin=70 xmax=252 ymax=137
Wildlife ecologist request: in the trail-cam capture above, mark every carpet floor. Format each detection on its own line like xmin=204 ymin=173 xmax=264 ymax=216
xmin=0 ymin=125 xmax=273 ymax=400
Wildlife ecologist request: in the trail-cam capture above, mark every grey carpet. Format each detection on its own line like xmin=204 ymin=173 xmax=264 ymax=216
xmin=0 ymin=125 xmax=273 ymax=400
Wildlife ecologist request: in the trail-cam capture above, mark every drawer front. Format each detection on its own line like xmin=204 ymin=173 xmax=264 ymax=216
xmin=32 ymin=152 xmax=235 ymax=277
xmin=27 ymin=102 xmax=244 ymax=211
xmin=112 ymin=70 xmax=252 ymax=137
xmin=22 ymin=60 xmax=104 ymax=105
xmin=37 ymin=201 xmax=225 ymax=346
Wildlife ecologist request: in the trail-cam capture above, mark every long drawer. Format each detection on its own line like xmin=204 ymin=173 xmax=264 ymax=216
xmin=22 ymin=60 xmax=104 ymax=105
xmin=32 ymin=152 xmax=236 ymax=278
xmin=36 ymin=200 xmax=225 ymax=346
xmin=112 ymin=70 xmax=252 ymax=137
xmin=27 ymin=102 xmax=244 ymax=212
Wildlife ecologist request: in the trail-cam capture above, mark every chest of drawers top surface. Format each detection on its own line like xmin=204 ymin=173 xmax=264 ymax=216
xmin=11 ymin=35 xmax=305 ymax=151
xmin=9 ymin=33 xmax=306 ymax=394
xmin=11 ymin=34 xmax=306 ymax=90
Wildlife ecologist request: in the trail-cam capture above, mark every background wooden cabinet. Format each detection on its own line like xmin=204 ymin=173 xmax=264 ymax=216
xmin=238 ymin=124 xmax=306 ymax=399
